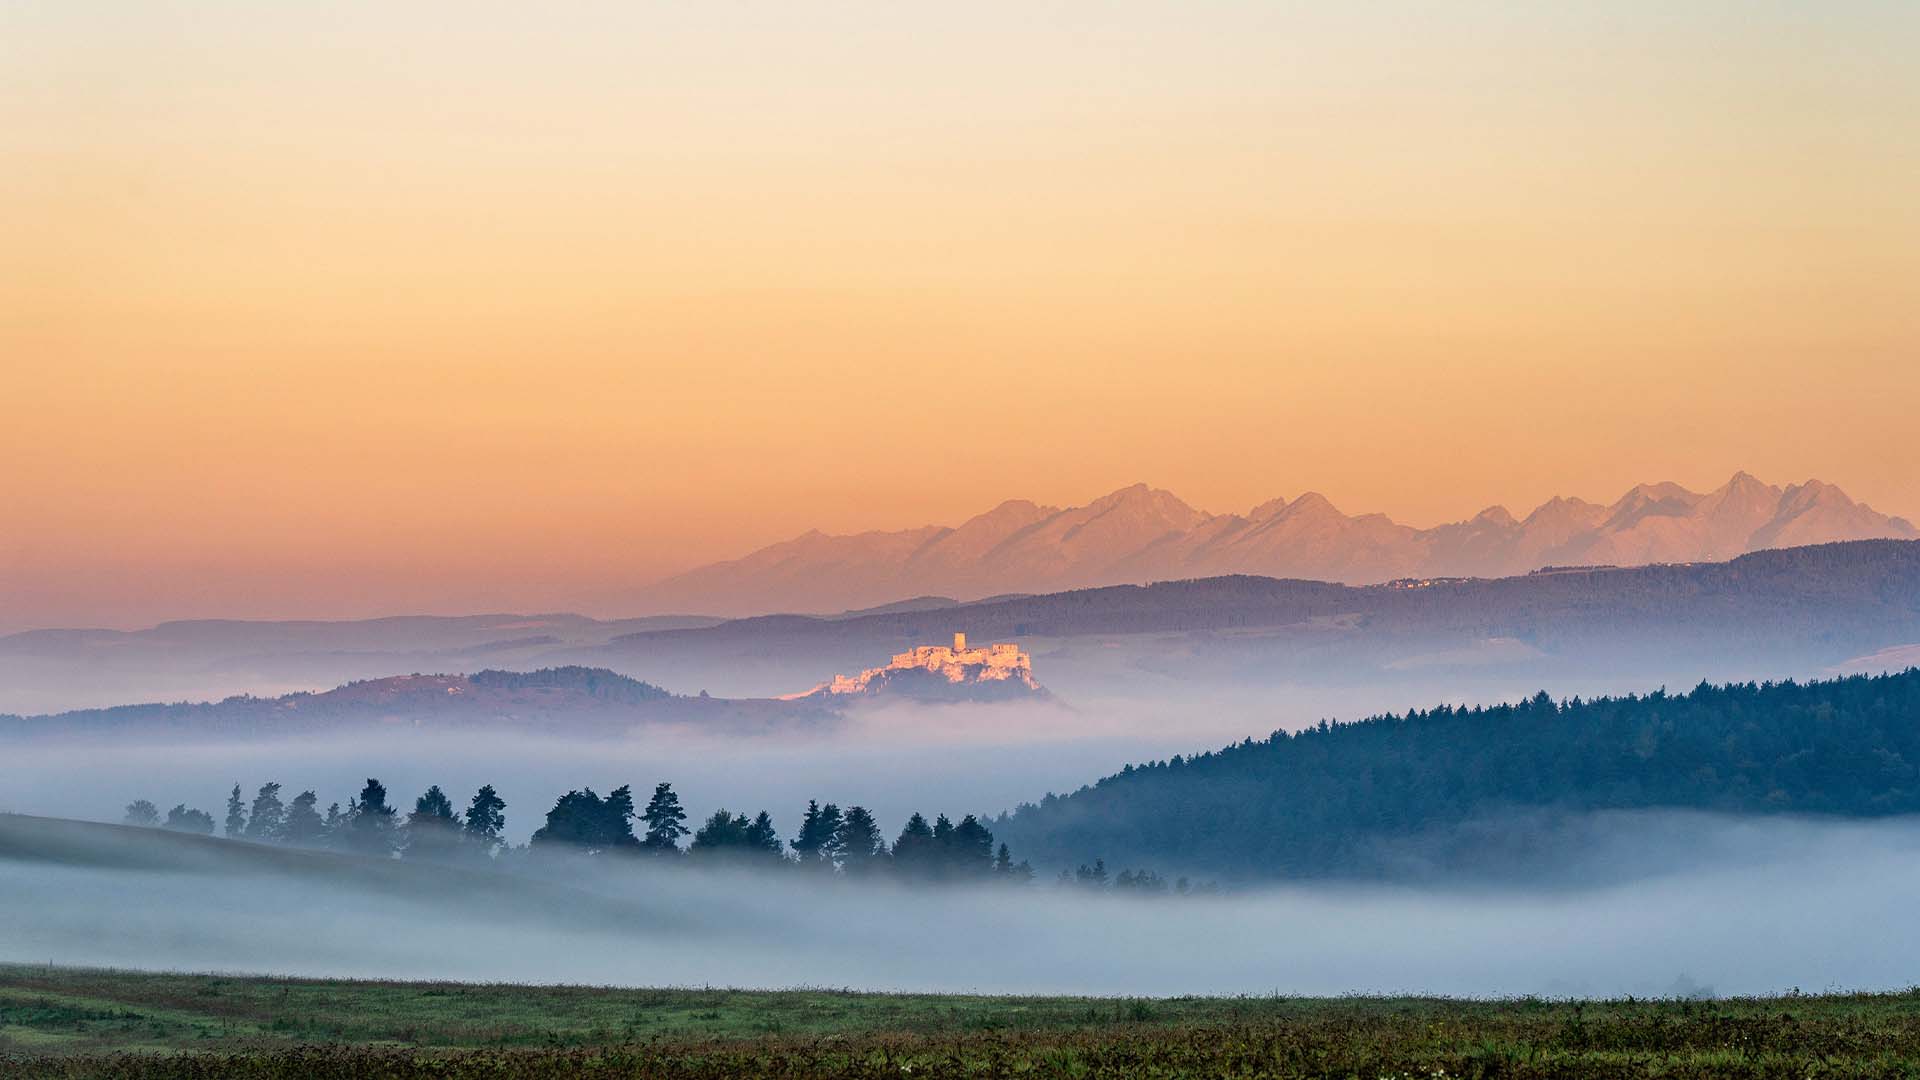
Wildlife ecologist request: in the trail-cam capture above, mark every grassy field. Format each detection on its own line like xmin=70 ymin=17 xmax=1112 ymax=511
xmin=4 ymin=964 xmax=1920 ymax=1077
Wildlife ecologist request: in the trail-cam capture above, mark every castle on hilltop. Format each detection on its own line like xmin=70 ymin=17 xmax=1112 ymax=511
xmin=795 ymin=632 xmax=1041 ymax=699
xmin=887 ymin=632 xmax=1025 ymax=673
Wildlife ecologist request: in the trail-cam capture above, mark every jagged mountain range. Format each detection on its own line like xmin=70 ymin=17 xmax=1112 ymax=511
xmin=632 ymin=473 xmax=1916 ymax=615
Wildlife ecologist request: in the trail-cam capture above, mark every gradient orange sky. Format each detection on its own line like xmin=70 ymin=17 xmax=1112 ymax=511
xmin=3 ymin=3 xmax=1917 ymax=630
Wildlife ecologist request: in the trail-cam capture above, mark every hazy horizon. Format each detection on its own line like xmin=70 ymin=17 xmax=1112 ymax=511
xmin=9 ymin=808 xmax=1920 ymax=997
xmin=0 ymin=470 xmax=1912 ymax=634
xmin=7 ymin=2 xmax=1919 ymax=630
xmin=8 ymin=5 xmax=1920 ymax=1055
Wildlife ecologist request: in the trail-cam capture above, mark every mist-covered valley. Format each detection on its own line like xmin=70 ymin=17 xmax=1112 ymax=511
xmin=0 ymin=715 xmax=1159 ymax=850
xmin=5 ymin=542 xmax=1920 ymax=1008
xmin=6 ymin=808 xmax=1920 ymax=998
xmin=13 ymin=2 xmax=1920 ymax=1066
xmin=8 ymin=540 xmax=1918 ymax=719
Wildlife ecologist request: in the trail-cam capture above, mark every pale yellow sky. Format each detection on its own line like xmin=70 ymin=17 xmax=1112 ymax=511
xmin=2 ymin=2 xmax=1916 ymax=628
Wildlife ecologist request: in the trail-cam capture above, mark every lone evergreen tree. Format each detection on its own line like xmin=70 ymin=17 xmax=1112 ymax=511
xmin=640 ymin=781 xmax=688 ymax=853
xmin=224 ymin=784 xmax=247 ymax=838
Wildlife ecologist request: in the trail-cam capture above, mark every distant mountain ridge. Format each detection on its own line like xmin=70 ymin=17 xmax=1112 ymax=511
xmin=0 ymin=666 xmax=837 ymax=740
xmin=599 ymin=540 xmax=1920 ymax=700
xmin=633 ymin=473 xmax=1916 ymax=615
xmin=1 ymin=646 xmax=1055 ymax=739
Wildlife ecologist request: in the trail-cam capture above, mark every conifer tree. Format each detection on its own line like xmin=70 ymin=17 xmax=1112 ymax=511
xmin=951 ymin=814 xmax=996 ymax=877
xmin=463 ymin=785 xmax=507 ymax=855
xmin=893 ymin=812 xmax=936 ymax=878
xmin=834 ymin=805 xmax=887 ymax=876
xmin=602 ymin=784 xmax=640 ymax=850
xmin=531 ymin=789 xmax=605 ymax=851
xmin=1074 ymin=858 xmax=1109 ymax=888
xmin=283 ymin=790 xmax=326 ymax=847
xmin=343 ymin=777 xmax=397 ymax=856
xmin=790 ymin=800 xmax=844 ymax=866
xmin=745 ymin=811 xmax=783 ymax=859
xmin=404 ymin=784 xmax=461 ymax=861
xmin=640 ymin=781 xmax=688 ymax=853
xmin=690 ymin=808 xmax=751 ymax=853
xmin=244 ymin=782 xmax=285 ymax=841
xmin=224 ymin=784 xmax=247 ymax=838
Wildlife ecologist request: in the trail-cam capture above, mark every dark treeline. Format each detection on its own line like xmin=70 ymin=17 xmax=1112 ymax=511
xmin=1058 ymin=857 xmax=1218 ymax=897
xmin=125 ymin=778 xmax=510 ymax=865
xmin=125 ymin=779 xmax=1086 ymax=889
xmin=993 ymin=668 xmax=1920 ymax=881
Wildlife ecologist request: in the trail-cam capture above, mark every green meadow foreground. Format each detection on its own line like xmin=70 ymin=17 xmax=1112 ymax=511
xmin=4 ymin=965 xmax=1920 ymax=1078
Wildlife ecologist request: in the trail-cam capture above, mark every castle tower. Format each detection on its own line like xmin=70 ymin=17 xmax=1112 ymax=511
xmin=953 ymin=632 xmax=966 ymax=652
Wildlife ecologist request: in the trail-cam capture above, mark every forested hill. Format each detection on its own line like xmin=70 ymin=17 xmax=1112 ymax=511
xmin=992 ymin=669 xmax=1920 ymax=881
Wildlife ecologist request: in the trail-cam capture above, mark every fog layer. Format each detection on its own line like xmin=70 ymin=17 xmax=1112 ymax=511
xmin=0 ymin=722 xmax=1168 ymax=847
xmin=5 ymin=812 xmax=1919 ymax=998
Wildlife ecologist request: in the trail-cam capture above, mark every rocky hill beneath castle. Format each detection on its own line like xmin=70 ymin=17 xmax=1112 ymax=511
xmin=626 ymin=472 xmax=1916 ymax=616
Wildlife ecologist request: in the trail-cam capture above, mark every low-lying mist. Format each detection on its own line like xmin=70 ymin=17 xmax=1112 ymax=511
xmin=5 ymin=811 xmax=1920 ymax=998
xmin=0 ymin=717 xmax=1174 ymax=847
xmin=1 ymin=678 xmax=1813 ymax=851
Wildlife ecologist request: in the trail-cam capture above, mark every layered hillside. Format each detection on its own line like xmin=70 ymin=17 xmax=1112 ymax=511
xmin=630 ymin=473 xmax=1916 ymax=615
